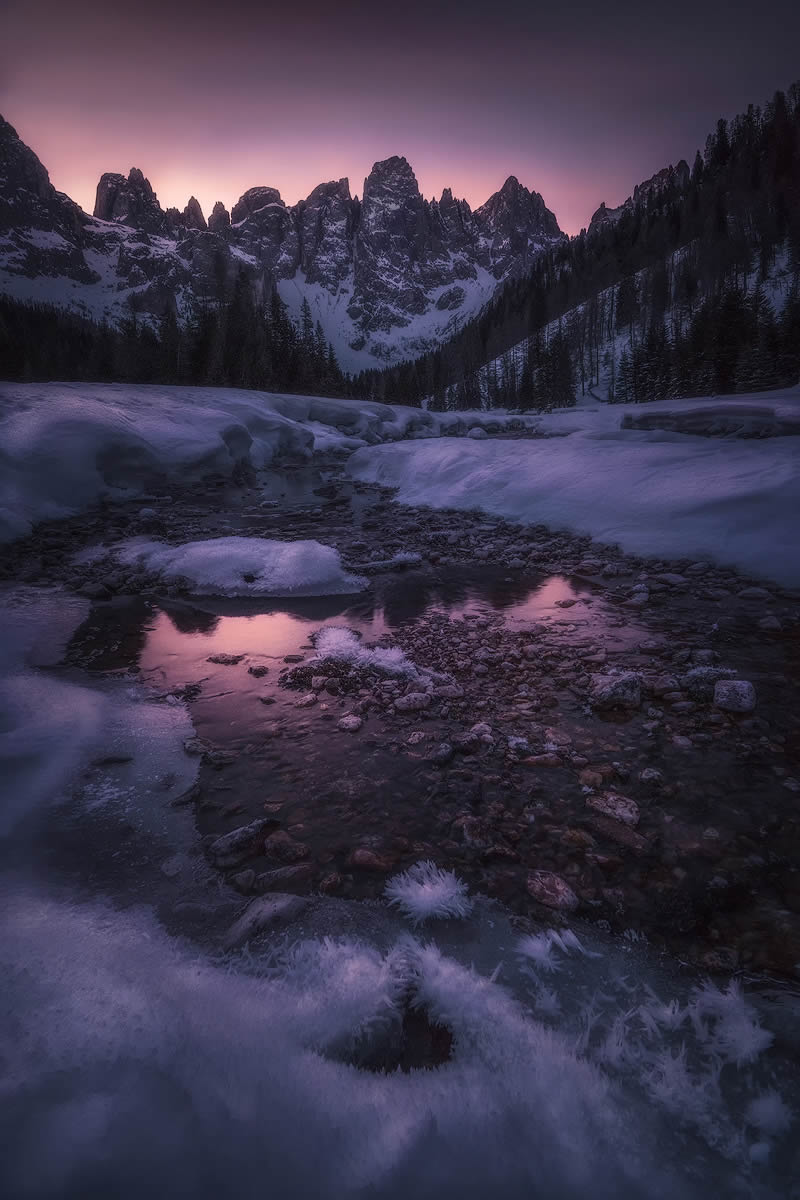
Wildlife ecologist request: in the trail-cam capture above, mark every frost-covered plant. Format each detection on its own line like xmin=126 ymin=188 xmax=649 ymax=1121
xmin=385 ymin=860 xmax=473 ymax=926
xmin=314 ymin=626 xmax=421 ymax=678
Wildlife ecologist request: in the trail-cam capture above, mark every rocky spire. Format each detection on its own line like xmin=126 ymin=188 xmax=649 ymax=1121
xmin=93 ymin=167 xmax=166 ymax=234
xmin=182 ymin=196 xmax=206 ymax=231
xmin=208 ymin=201 xmax=231 ymax=232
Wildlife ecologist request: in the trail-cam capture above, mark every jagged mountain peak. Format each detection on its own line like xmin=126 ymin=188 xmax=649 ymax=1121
xmin=0 ymin=119 xmax=565 ymax=372
xmin=231 ymin=186 xmax=284 ymax=224
xmin=304 ymin=178 xmax=352 ymax=205
xmin=363 ymin=156 xmax=421 ymax=200
xmin=208 ymin=200 xmax=231 ymax=231
xmin=94 ymin=167 xmax=166 ymax=233
xmin=182 ymin=196 xmax=206 ymax=231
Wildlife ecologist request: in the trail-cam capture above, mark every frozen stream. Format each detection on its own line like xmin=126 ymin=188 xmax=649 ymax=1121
xmin=2 ymin=579 xmax=799 ymax=1199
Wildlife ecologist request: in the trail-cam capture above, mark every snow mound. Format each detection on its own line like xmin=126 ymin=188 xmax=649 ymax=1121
xmin=385 ymin=860 xmax=473 ymax=925
xmin=348 ymin=387 xmax=800 ymax=587
xmin=116 ymin=536 xmax=367 ymax=597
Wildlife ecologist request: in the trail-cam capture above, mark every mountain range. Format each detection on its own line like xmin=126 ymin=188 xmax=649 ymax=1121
xmin=0 ymin=116 xmax=563 ymax=371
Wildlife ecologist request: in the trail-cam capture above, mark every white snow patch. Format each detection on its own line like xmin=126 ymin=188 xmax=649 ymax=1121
xmin=115 ymin=536 xmax=367 ymax=597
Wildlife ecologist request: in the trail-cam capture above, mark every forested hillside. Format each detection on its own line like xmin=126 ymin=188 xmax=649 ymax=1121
xmin=0 ymin=285 xmax=347 ymax=396
xmin=352 ymin=84 xmax=800 ymax=410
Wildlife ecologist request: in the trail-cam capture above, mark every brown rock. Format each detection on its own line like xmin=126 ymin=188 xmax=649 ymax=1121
xmin=526 ymin=870 xmax=579 ymax=911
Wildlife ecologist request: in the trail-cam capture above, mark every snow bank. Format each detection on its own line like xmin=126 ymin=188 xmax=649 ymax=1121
xmin=115 ymin=536 xmax=367 ymax=597
xmin=349 ymin=387 xmax=800 ymax=587
xmin=384 ymin=860 xmax=473 ymax=925
xmin=0 ymin=382 xmax=533 ymax=542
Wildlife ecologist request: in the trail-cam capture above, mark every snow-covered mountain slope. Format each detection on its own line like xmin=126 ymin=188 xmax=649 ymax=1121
xmin=348 ymin=387 xmax=800 ymax=587
xmin=461 ymin=242 xmax=797 ymax=410
xmin=0 ymin=117 xmax=564 ymax=371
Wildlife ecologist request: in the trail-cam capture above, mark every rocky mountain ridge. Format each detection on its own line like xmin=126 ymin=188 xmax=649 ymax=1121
xmin=588 ymin=160 xmax=691 ymax=232
xmin=0 ymin=116 xmax=563 ymax=371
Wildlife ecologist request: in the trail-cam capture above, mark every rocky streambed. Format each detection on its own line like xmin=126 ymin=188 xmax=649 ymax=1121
xmin=4 ymin=465 xmax=800 ymax=980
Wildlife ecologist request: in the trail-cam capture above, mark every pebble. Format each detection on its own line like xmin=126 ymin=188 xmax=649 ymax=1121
xmin=394 ymin=692 xmax=432 ymax=712
xmin=223 ymin=894 xmax=310 ymax=948
xmin=590 ymin=672 xmax=642 ymax=709
xmin=586 ymin=791 xmax=640 ymax=827
xmin=348 ymin=848 xmax=394 ymax=871
xmin=714 ymin=679 xmax=757 ymax=713
xmin=526 ymin=871 xmax=579 ymax=911
xmin=208 ymin=818 xmax=274 ymax=868
xmin=338 ymin=714 xmax=363 ymax=732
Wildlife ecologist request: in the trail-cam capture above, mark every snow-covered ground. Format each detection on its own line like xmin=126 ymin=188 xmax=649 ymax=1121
xmin=349 ymin=388 xmax=800 ymax=587
xmin=2 ymin=382 xmax=799 ymax=586
xmin=0 ymin=382 xmax=533 ymax=542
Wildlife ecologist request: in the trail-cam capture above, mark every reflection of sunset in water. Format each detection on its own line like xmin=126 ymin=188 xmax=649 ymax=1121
xmin=137 ymin=574 xmax=599 ymax=682
xmin=140 ymin=610 xmax=324 ymax=678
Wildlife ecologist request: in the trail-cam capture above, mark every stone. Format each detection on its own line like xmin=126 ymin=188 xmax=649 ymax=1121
xmin=248 ymin=664 xmax=270 ymax=677
xmin=264 ymin=830 xmax=310 ymax=862
xmin=207 ymin=652 xmax=245 ymax=666
xmin=587 ymin=791 xmax=640 ymax=827
xmin=713 ymin=679 xmax=756 ymax=713
xmin=253 ymin=864 xmax=313 ymax=891
xmin=737 ymin=587 xmax=771 ymax=600
xmin=526 ymin=871 xmax=579 ymax=911
xmin=681 ymin=666 xmax=737 ymax=701
xmin=208 ymin=818 xmax=274 ymax=868
xmin=394 ymin=691 xmax=432 ymax=712
xmin=348 ymin=848 xmax=394 ymax=871
xmin=522 ymin=753 xmax=562 ymax=768
xmin=428 ymin=742 xmax=454 ymax=766
xmin=223 ymin=893 xmax=310 ymax=948
xmin=590 ymin=672 xmax=642 ymax=710
xmin=338 ymin=714 xmax=363 ymax=732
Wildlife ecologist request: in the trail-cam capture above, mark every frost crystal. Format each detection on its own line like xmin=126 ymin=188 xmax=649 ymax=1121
xmin=384 ymin=860 xmax=473 ymax=926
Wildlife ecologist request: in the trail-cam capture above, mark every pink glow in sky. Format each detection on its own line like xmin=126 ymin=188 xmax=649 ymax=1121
xmin=3 ymin=0 xmax=799 ymax=235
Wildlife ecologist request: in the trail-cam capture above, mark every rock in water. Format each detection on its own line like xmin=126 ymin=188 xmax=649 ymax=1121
xmin=223 ymin=893 xmax=310 ymax=948
xmin=590 ymin=672 xmax=642 ymax=710
xmin=526 ymin=871 xmax=579 ymax=911
xmin=714 ymin=679 xmax=756 ymax=713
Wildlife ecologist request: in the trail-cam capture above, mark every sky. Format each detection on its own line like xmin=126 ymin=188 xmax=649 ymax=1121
xmin=2 ymin=0 xmax=799 ymax=235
